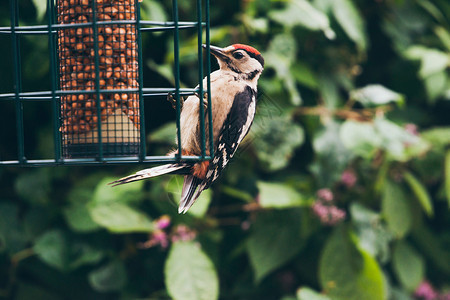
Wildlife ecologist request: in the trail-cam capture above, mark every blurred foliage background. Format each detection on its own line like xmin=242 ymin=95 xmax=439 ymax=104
xmin=1 ymin=0 xmax=450 ymax=299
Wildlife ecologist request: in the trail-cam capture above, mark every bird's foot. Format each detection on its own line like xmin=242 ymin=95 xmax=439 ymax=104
xmin=167 ymin=93 xmax=185 ymax=110
xmin=194 ymin=92 xmax=209 ymax=110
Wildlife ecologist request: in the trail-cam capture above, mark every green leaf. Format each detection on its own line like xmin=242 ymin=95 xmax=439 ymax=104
xmin=411 ymin=225 xmax=450 ymax=274
xmin=373 ymin=118 xmax=429 ymax=161
xmin=446 ymin=150 xmax=450 ymax=207
xmin=251 ymin=116 xmax=304 ymax=171
xmin=247 ymin=17 xmax=269 ymax=33
xmin=22 ymin=208 xmax=52 ymax=242
xmin=63 ymin=203 xmax=101 ymax=232
xmin=264 ymin=33 xmax=302 ymax=105
xmin=34 ymin=230 xmax=103 ymax=272
xmin=350 ymin=84 xmax=405 ymax=107
xmin=165 ymin=241 xmax=219 ymax=300
xmin=291 ymin=61 xmax=319 ymax=89
xmin=88 ymin=260 xmax=127 ymax=292
xmin=374 ymin=119 xmax=409 ymax=159
xmin=423 ymin=71 xmax=448 ymax=102
xmin=350 ymin=203 xmax=392 ymax=263
xmin=33 ymin=230 xmax=68 ymax=272
xmin=403 ymin=171 xmax=433 ymax=217
xmin=313 ymin=121 xmax=354 ymax=184
xmin=416 ymin=0 xmax=447 ymax=24
xmin=142 ymin=0 xmax=167 ymax=22
xmin=68 ymin=243 xmax=104 ymax=270
xmin=340 ymin=120 xmax=381 ymax=158
xmin=269 ymin=0 xmax=335 ymax=39
xmin=88 ymin=202 xmax=154 ymax=233
xmin=297 ymin=287 xmax=331 ymax=300
xmin=317 ymin=73 xmax=341 ymax=108
xmin=434 ymin=26 xmax=450 ymax=51
xmin=93 ymin=177 xmax=143 ymax=204
xmin=257 ymin=181 xmax=306 ymax=208
xmin=405 ymin=46 xmax=449 ymax=78
xmin=340 ymin=118 xmax=429 ymax=161
xmin=382 ymin=180 xmax=412 ymax=238
xmin=14 ymin=169 xmax=51 ymax=205
xmin=319 ymin=227 xmax=385 ymax=300
xmin=331 ymin=0 xmax=368 ymax=51
xmin=392 ymin=241 xmax=424 ymax=291
xmin=247 ymin=210 xmax=305 ymax=282
xmin=166 ymin=176 xmax=211 ymax=217
xmin=31 ymin=0 xmax=47 ymax=21
xmin=421 ymin=127 xmax=450 ymax=148
xmin=0 ymin=203 xmax=28 ymax=254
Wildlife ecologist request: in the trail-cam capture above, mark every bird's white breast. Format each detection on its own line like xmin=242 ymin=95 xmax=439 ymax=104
xmin=179 ymin=70 xmax=250 ymax=155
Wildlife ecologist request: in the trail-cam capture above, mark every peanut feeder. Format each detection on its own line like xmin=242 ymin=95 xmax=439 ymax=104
xmin=57 ymin=0 xmax=140 ymax=158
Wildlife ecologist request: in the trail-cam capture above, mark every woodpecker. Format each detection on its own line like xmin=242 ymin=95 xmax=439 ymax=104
xmin=110 ymin=44 xmax=264 ymax=213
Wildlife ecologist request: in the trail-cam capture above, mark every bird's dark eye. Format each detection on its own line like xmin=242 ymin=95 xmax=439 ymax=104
xmin=233 ymin=52 xmax=244 ymax=59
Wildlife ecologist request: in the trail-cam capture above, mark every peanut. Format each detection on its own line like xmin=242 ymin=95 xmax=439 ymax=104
xmin=57 ymin=0 xmax=140 ymax=137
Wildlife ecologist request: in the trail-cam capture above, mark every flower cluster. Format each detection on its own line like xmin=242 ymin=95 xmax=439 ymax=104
xmin=170 ymin=224 xmax=197 ymax=243
xmin=138 ymin=215 xmax=196 ymax=250
xmin=312 ymin=188 xmax=346 ymax=226
xmin=415 ymin=280 xmax=450 ymax=300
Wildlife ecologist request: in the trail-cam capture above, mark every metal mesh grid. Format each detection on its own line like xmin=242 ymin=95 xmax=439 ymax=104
xmin=0 ymin=0 xmax=213 ymax=166
xmin=57 ymin=0 xmax=140 ymax=158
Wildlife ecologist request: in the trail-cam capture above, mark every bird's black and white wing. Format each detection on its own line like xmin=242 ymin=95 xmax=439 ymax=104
xmin=192 ymin=85 xmax=257 ymax=200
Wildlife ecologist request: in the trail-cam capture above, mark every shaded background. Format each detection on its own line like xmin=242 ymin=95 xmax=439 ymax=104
xmin=0 ymin=0 xmax=449 ymax=299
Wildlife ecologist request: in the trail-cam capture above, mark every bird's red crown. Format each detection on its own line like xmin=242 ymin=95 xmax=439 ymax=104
xmin=232 ymin=44 xmax=261 ymax=56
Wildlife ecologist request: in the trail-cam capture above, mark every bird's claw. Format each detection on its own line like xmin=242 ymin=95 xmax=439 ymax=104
xmin=194 ymin=92 xmax=209 ymax=109
xmin=167 ymin=93 xmax=185 ymax=110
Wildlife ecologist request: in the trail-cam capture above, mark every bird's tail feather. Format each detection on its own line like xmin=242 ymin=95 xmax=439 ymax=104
xmin=109 ymin=164 xmax=189 ymax=186
xmin=178 ymin=175 xmax=202 ymax=214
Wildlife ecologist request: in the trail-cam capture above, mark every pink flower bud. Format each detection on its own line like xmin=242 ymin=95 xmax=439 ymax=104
xmin=241 ymin=221 xmax=251 ymax=231
xmin=312 ymin=201 xmax=346 ymax=226
xmin=415 ymin=281 xmax=438 ymax=300
xmin=171 ymin=225 xmax=196 ymax=243
xmin=341 ymin=169 xmax=357 ymax=188
xmin=152 ymin=230 xmax=169 ymax=249
xmin=405 ymin=123 xmax=419 ymax=136
xmin=138 ymin=229 xmax=169 ymax=249
xmin=156 ymin=215 xmax=171 ymax=230
xmin=317 ymin=188 xmax=334 ymax=202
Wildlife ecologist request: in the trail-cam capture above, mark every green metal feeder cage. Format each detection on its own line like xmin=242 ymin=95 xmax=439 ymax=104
xmin=0 ymin=0 xmax=213 ymax=166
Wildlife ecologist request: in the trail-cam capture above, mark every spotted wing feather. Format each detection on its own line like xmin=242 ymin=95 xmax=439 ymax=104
xmin=192 ymin=86 xmax=257 ymax=199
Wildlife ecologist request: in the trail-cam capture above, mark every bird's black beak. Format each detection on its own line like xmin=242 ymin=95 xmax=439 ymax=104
xmin=202 ymin=44 xmax=228 ymax=61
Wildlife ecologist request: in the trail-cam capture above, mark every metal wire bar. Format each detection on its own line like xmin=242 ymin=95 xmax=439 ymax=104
xmin=91 ymin=0 xmax=104 ymax=161
xmin=0 ymin=88 xmax=204 ymax=100
xmin=0 ymin=155 xmax=213 ymax=166
xmin=10 ymin=0 xmax=25 ymax=164
xmin=47 ymin=0 xmax=61 ymax=163
xmin=206 ymin=0 xmax=214 ymax=159
xmin=136 ymin=0 xmax=146 ymax=161
xmin=0 ymin=21 xmax=202 ymax=30
xmin=197 ymin=0 xmax=206 ymax=159
xmin=172 ymin=0 xmax=182 ymax=162
xmin=0 ymin=25 xmax=198 ymax=35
